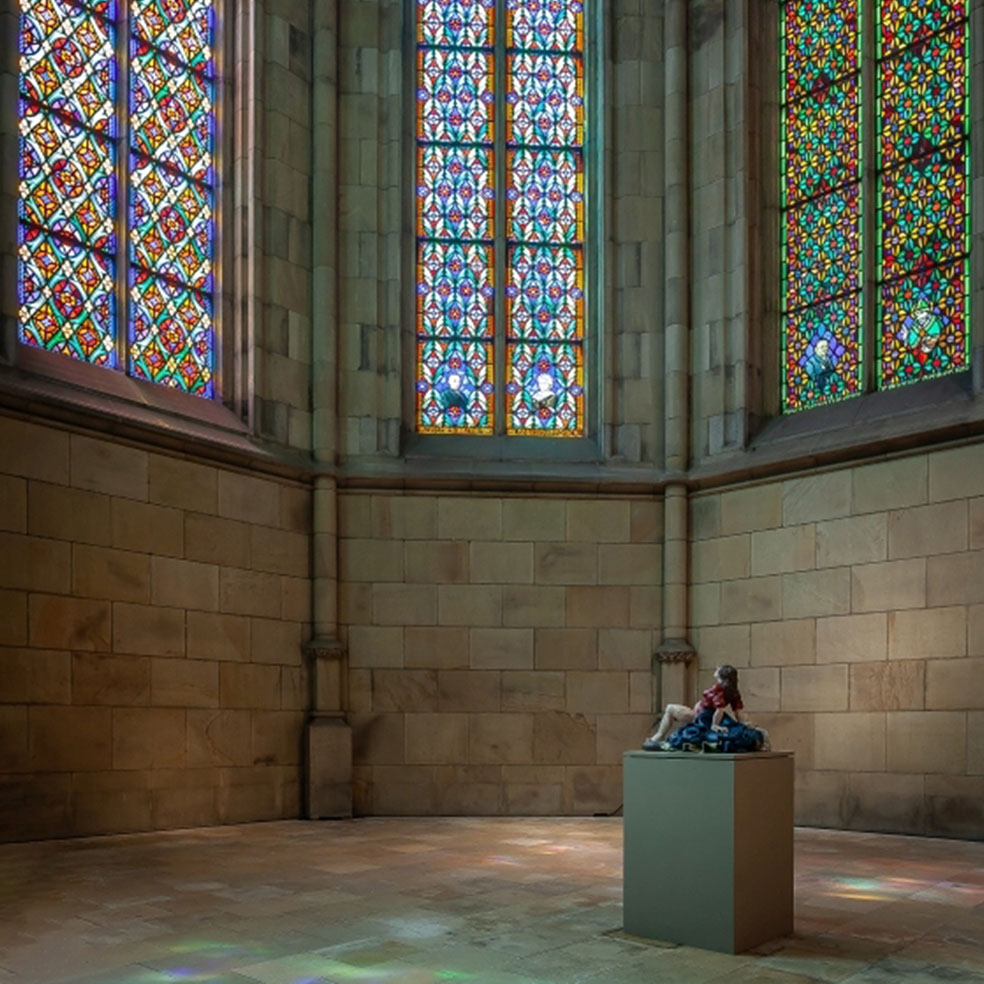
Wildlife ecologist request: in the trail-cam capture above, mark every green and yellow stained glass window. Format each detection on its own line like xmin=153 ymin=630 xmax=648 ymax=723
xmin=415 ymin=0 xmax=586 ymax=436
xmin=781 ymin=0 xmax=969 ymax=413
xmin=18 ymin=0 xmax=217 ymax=398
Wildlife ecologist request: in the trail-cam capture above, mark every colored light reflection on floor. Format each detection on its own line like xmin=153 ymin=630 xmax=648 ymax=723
xmin=816 ymin=874 xmax=933 ymax=901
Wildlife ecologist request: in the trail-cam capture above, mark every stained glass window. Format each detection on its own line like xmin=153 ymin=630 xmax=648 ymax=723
xmin=18 ymin=0 xmax=217 ymax=398
xmin=780 ymin=0 xmax=970 ymax=413
xmin=415 ymin=0 xmax=586 ymax=437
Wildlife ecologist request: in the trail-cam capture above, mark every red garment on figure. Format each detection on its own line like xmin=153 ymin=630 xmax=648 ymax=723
xmin=694 ymin=682 xmax=743 ymax=714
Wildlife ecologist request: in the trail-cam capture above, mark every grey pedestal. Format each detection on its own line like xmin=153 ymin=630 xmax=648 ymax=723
xmin=623 ymin=750 xmax=794 ymax=953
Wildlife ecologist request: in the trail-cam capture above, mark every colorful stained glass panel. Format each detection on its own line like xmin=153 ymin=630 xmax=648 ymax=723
xmin=417 ymin=47 xmax=494 ymax=146
xmin=879 ymin=25 xmax=966 ymax=169
xmin=783 ymin=0 xmax=859 ymax=100
xmin=129 ymin=271 xmax=213 ymax=395
xmin=132 ymin=0 xmax=214 ymax=75
xmin=417 ymin=242 xmax=493 ymax=340
xmin=783 ymin=77 xmax=859 ymax=205
xmin=506 ymin=53 xmax=582 ymax=148
xmin=506 ymin=341 xmax=583 ymax=435
xmin=416 ymin=338 xmax=493 ymax=433
xmin=880 ymin=0 xmax=964 ymax=54
xmin=507 ymin=244 xmax=582 ymax=342
xmin=507 ymin=148 xmax=583 ymax=244
xmin=418 ymin=0 xmax=494 ymax=47
xmin=19 ymin=0 xmax=116 ymax=132
xmin=506 ymin=0 xmax=583 ymax=52
xmin=417 ymin=145 xmax=494 ymax=242
xmin=879 ymin=259 xmax=967 ymax=386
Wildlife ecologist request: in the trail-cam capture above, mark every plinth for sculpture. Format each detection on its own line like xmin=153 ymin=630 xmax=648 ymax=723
xmin=622 ymin=750 xmax=794 ymax=953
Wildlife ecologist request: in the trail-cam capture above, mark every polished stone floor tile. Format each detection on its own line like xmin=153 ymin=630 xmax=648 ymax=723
xmin=0 ymin=819 xmax=982 ymax=984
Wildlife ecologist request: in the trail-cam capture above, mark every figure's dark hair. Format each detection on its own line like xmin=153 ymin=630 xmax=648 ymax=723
xmin=717 ymin=664 xmax=741 ymax=708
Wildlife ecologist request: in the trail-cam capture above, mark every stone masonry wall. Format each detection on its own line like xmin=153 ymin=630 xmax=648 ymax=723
xmin=0 ymin=414 xmax=312 ymax=841
xmin=690 ymin=441 xmax=984 ymax=839
xmin=339 ymin=491 xmax=663 ymax=815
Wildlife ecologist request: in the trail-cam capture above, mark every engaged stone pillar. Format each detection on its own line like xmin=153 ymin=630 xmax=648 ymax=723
xmin=304 ymin=637 xmax=352 ymax=819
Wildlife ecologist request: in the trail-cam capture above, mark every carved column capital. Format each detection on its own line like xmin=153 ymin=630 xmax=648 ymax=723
xmin=653 ymin=639 xmax=696 ymax=665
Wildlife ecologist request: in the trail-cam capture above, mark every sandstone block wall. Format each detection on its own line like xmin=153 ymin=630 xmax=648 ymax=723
xmin=690 ymin=442 xmax=984 ymax=839
xmin=339 ymin=491 xmax=663 ymax=815
xmin=0 ymin=415 xmax=312 ymax=841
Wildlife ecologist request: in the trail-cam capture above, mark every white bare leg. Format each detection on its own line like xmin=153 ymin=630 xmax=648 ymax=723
xmin=649 ymin=703 xmax=694 ymax=742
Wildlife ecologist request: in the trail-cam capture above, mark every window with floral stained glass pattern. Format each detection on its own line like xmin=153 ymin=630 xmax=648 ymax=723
xmin=415 ymin=0 xmax=586 ymax=436
xmin=18 ymin=0 xmax=217 ymax=398
xmin=780 ymin=0 xmax=970 ymax=413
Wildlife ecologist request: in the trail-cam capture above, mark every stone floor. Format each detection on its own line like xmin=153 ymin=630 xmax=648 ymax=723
xmin=1 ymin=819 xmax=983 ymax=984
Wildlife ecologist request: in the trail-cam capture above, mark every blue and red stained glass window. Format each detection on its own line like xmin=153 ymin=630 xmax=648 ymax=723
xmin=415 ymin=0 xmax=586 ymax=436
xmin=780 ymin=0 xmax=970 ymax=413
xmin=18 ymin=0 xmax=217 ymax=398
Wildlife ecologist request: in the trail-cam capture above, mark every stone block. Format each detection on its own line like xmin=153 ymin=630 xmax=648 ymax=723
xmin=720 ymin=576 xmax=782 ymax=624
xmin=29 ymin=482 xmax=112 ymax=545
xmin=694 ymin=624 xmax=750 ymax=667
xmin=844 ymin=772 xmax=927 ymax=835
xmin=970 ymin=712 xmax=984 ymax=774
xmin=751 ymin=525 xmax=815 ymax=576
xmin=113 ymin=708 xmax=186 ymax=769
xmin=888 ymin=501 xmax=967 ymax=559
xmin=373 ymin=583 xmax=436 ymax=625
xmin=0 ymin=591 xmax=28 ymax=646
xmin=350 ymin=712 xmax=405 ymax=766
xmin=749 ymin=618 xmax=816 ymax=667
xmin=533 ymin=543 xmax=598 ymax=585
xmin=851 ymin=559 xmax=926 ymax=613
xmin=782 ymin=470 xmax=851 ymax=525
xmin=219 ymin=568 xmax=282 ymax=618
xmin=470 ymin=541 xmax=533 ymax=584
xmin=815 ymin=514 xmax=888 ymax=568
xmin=437 ymin=584 xmax=502 ymax=626
xmin=929 ymin=444 xmax=984 ymax=503
xmin=596 ymin=714 xmax=651 ymax=763
xmin=503 ymin=498 xmax=565 ymax=541
xmin=0 ymin=648 xmax=69 ymax=705
xmin=598 ymin=543 xmax=661 ymax=585
xmin=750 ymin=711 xmax=814 ymax=769
xmin=926 ymin=550 xmax=984 ymax=606
xmin=406 ymin=712 xmax=468 ymax=764
xmin=346 ymin=625 xmax=404 ymax=669
xmin=850 ymin=660 xmax=925 ymax=711
xmin=565 ymin=765 xmax=622 ymax=814
xmin=281 ymin=576 xmax=311 ymax=623
xmin=187 ymin=709 xmax=253 ymax=766
xmin=816 ymin=612 xmax=887 ymax=664
xmin=404 ymin=626 xmax=470 ymax=669
xmin=30 ymin=595 xmax=111 ymax=652
xmin=112 ymin=499 xmax=184 ymax=558
xmin=691 ymin=534 xmax=749 ymax=583
xmin=219 ymin=663 xmax=281 ymax=710
xmin=340 ymin=537 xmax=404 ymax=582
xmin=780 ymin=664 xmax=848 ymax=711
xmin=468 ymin=713 xmax=533 ymax=764
xmin=887 ymin=711 xmax=966 ymax=774
xmin=533 ymin=711 xmax=596 ymax=764
xmin=71 ymin=435 xmax=148 ymax=501
xmin=501 ymin=671 xmax=565 ymax=712
xmin=566 ymin=671 xmax=629 ymax=714
xmin=925 ymin=775 xmax=984 ymax=838
xmin=250 ymin=618 xmax=302 ymax=666
xmin=281 ymin=666 xmax=309 ymax=710
xmin=71 ymin=651 xmax=149 ymax=706
xmin=250 ymin=526 xmax=309 ymax=577
xmin=972 ymin=497 xmax=984 ymax=550
xmin=535 ymin=628 xmax=598 ymax=670
xmin=438 ymin=497 xmax=501 ymax=540
xmin=406 ymin=540 xmax=469 ymax=583
xmin=629 ymin=585 xmax=662 ymax=629
xmin=926 ymin=658 xmax=984 ymax=710
xmin=437 ymin=670 xmax=501 ymax=711
xmin=0 ymin=476 xmax=27 ymax=534
xmin=501 ymin=585 xmax=566 ymax=627
xmin=782 ymin=568 xmax=850 ymax=619
xmin=217 ymin=472 xmax=281 ymax=526
xmin=566 ymin=500 xmax=630 ymax=542
xmin=151 ymin=557 xmax=219 ymax=612
xmin=888 ymin=607 xmax=966 ymax=661
xmin=719 ymin=484 xmax=782 ymax=535
xmin=691 ymin=495 xmax=721 ymax=541
xmin=0 ymin=532 xmax=70 ymax=595
xmin=152 ymin=657 xmax=219 ymax=707
xmin=370 ymin=495 xmax=438 ymax=541
xmin=597 ymin=628 xmax=652 ymax=670
xmin=971 ymin=605 xmax=984 ymax=656
xmin=251 ymin=709 xmax=304 ymax=766
xmin=280 ymin=485 xmax=310 ymax=534
xmin=739 ymin=667 xmax=780 ymax=711
xmin=814 ymin=712 xmax=886 ymax=771
xmin=113 ymin=602 xmax=184 ymax=657
xmin=794 ymin=770 xmax=848 ymax=827
xmin=470 ymin=628 xmax=533 ymax=669
xmin=371 ymin=669 xmax=438 ymax=712
xmin=565 ymin=586 xmax=630 ymax=627
xmin=73 ymin=545 xmax=151 ymax=604
xmin=630 ymin=500 xmax=663 ymax=543
xmin=852 ymin=455 xmax=928 ymax=515
xmin=0 ymin=416 xmax=69 ymax=483
xmin=149 ymin=456 xmax=218 ymax=514
xmin=505 ymin=781 xmax=563 ymax=814
xmin=187 ymin=612 xmax=250 ymax=662
xmin=0 ymin=706 xmax=30 ymax=772
xmin=691 ymin=583 xmax=721 ymax=627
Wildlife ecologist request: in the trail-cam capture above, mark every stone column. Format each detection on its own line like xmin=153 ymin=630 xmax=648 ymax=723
xmin=656 ymin=0 xmax=694 ymax=707
xmin=305 ymin=0 xmax=351 ymax=819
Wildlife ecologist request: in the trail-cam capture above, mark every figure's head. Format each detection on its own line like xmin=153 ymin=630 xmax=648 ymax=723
xmin=447 ymin=372 xmax=462 ymax=391
xmin=715 ymin=665 xmax=738 ymax=687
xmin=535 ymin=371 xmax=553 ymax=393
xmin=815 ymin=338 xmax=829 ymax=358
